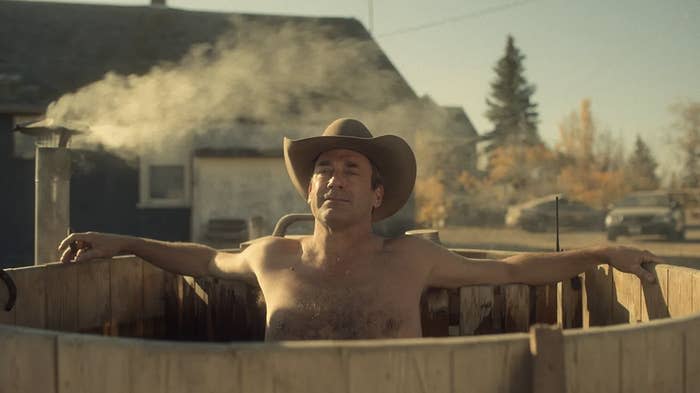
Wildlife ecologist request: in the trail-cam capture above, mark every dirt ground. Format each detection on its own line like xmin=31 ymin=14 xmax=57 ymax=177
xmin=439 ymin=226 xmax=700 ymax=266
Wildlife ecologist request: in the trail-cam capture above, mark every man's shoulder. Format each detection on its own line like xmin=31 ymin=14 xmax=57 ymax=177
xmin=242 ymin=236 xmax=303 ymax=258
xmin=383 ymin=234 xmax=437 ymax=253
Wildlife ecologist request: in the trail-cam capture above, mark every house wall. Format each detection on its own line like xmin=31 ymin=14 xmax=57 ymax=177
xmin=191 ymin=156 xmax=306 ymax=244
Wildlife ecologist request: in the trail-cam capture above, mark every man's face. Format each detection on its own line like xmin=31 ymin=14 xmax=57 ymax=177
xmin=307 ymin=149 xmax=383 ymax=227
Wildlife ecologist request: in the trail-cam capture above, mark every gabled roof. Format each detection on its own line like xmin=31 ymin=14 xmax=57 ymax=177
xmin=442 ymin=106 xmax=478 ymax=138
xmin=0 ymin=1 xmax=416 ymax=113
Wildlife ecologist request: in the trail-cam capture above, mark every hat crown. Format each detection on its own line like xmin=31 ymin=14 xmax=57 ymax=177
xmin=322 ymin=118 xmax=373 ymax=138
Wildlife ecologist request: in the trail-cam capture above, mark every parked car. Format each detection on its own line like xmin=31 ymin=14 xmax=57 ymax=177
xmin=505 ymin=194 xmax=604 ymax=232
xmin=605 ymin=191 xmax=685 ymax=241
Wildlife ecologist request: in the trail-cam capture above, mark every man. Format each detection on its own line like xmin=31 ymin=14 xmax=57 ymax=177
xmin=58 ymin=118 xmax=661 ymax=341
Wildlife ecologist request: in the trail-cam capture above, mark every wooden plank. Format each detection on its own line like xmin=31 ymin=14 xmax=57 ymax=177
xmin=76 ymin=259 xmax=111 ymax=334
xmin=503 ymin=284 xmax=529 ymax=332
xmin=421 ymin=288 xmax=449 ymax=337
xmin=459 ymin=285 xmax=498 ymax=335
xmin=239 ymin=345 xmax=348 ymax=393
xmin=0 ymin=325 xmax=57 ymax=393
xmin=534 ymin=283 xmax=557 ymax=325
xmin=179 ymin=275 xmax=198 ymax=340
xmin=668 ymin=267 xmax=693 ymax=318
xmin=694 ymin=271 xmax=700 ymax=314
xmin=686 ymin=317 xmax=700 ymax=393
xmin=641 ymin=264 xmax=670 ymax=321
xmin=557 ymin=276 xmax=582 ymax=328
xmin=45 ymin=263 xmax=79 ymax=332
xmin=563 ymin=331 xmax=620 ymax=393
xmin=612 ymin=268 xmax=641 ymax=324
xmin=142 ymin=262 xmax=165 ymax=338
xmin=110 ymin=257 xmax=143 ymax=337
xmin=57 ymin=334 xmax=131 ymax=393
xmin=582 ymin=264 xmax=612 ymax=327
xmin=453 ymin=335 xmax=531 ymax=392
xmin=129 ymin=340 xmax=238 ymax=393
xmin=347 ymin=345 xmax=451 ymax=393
xmin=0 ymin=270 xmax=15 ymax=325
xmin=162 ymin=271 xmax=180 ymax=340
xmin=530 ymin=324 xmax=565 ymax=393
xmin=619 ymin=324 xmax=684 ymax=393
xmin=12 ymin=266 xmax=46 ymax=329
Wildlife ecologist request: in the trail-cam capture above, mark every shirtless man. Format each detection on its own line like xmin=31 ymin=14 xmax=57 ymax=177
xmin=58 ymin=118 xmax=661 ymax=341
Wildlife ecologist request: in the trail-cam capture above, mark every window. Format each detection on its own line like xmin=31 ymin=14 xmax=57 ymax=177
xmin=149 ymin=165 xmax=185 ymax=199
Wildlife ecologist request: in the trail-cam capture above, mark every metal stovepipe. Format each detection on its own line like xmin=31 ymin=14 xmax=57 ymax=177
xmin=35 ymin=147 xmax=71 ymax=265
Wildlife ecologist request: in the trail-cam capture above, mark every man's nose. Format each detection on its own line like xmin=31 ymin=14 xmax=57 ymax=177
xmin=327 ymin=174 xmax=346 ymax=189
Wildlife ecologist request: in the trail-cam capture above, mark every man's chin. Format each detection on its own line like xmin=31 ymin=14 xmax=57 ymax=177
xmin=316 ymin=208 xmax=361 ymax=228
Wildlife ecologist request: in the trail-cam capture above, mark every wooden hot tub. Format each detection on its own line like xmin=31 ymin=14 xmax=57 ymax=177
xmin=0 ymin=248 xmax=698 ymax=392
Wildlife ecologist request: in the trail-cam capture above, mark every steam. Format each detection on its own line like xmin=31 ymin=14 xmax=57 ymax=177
xmin=46 ymin=16 xmax=460 ymax=155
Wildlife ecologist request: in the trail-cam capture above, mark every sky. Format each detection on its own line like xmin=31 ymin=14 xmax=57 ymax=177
xmin=29 ymin=0 xmax=700 ymax=176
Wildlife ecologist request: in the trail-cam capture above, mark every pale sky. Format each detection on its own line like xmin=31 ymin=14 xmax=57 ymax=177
xmin=28 ymin=0 xmax=700 ymax=175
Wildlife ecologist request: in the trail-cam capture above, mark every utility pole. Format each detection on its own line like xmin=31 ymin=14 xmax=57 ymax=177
xmin=368 ymin=0 xmax=374 ymax=33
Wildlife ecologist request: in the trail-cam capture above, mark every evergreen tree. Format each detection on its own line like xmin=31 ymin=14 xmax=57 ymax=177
xmin=485 ymin=35 xmax=540 ymax=150
xmin=672 ymin=101 xmax=700 ymax=187
xmin=625 ymin=135 xmax=659 ymax=191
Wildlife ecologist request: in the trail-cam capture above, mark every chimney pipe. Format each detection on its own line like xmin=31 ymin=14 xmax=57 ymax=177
xmin=14 ymin=121 xmax=82 ymax=265
xmin=35 ymin=147 xmax=71 ymax=264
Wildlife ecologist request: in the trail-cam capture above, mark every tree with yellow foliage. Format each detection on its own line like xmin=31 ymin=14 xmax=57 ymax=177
xmin=556 ymin=99 xmax=628 ymax=209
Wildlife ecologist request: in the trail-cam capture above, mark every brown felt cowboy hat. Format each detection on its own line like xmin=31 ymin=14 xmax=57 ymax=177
xmin=284 ymin=118 xmax=416 ymax=222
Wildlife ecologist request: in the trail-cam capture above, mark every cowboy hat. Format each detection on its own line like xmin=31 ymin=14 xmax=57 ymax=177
xmin=284 ymin=118 xmax=416 ymax=222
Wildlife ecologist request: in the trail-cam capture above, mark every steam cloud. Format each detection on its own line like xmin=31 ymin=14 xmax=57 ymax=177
xmin=46 ymin=16 xmax=459 ymax=156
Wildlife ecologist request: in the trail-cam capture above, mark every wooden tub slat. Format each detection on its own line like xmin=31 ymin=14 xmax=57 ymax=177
xmin=686 ymin=315 xmax=700 ymax=392
xmin=77 ymin=259 xmax=111 ymax=334
xmin=641 ymin=264 xmax=670 ymax=321
xmin=12 ymin=266 xmax=47 ymax=329
xmin=612 ymin=268 xmax=642 ymax=324
xmin=564 ymin=330 xmax=621 ymax=393
xmin=110 ymin=257 xmax=143 ymax=337
xmin=504 ymin=284 xmax=530 ymax=332
xmin=459 ymin=285 xmax=496 ymax=335
xmin=46 ymin=263 xmax=79 ymax=332
xmin=619 ymin=321 xmax=685 ymax=393
xmin=142 ymin=261 xmax=166 ymax=338
xmin=58 ymin=333 xmax=132 ymax=393
xmin=130 ymin=340 xmax=238 ymax=393
xmin=452 ymin=334 xmax=531 ymax=393
xmin=582 ymin=264 xmax=613 ymax=327
xmin=0 ymin=326 xmax=57 ymax=393
xmin=668 ymin=267 xmax=694 ymax=318
xmin=557 ymin=276 xmax=582 ymax=328
xmin=347 ymin=345 xmax=451 ymax=393
xmin=534 ymin=283 xmax=558 ymax=325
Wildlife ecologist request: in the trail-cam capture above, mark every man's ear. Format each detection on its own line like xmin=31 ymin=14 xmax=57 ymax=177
xmin=374 ymin=185 xmax=384 ymax=208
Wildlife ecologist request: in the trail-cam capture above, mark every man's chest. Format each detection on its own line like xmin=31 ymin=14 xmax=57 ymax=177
xmin=257 ymin=258 xmax=425 ymax=340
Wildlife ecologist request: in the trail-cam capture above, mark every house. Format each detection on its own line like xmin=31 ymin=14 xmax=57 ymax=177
xmin=2 ymin=0 xmax=482 ymax=266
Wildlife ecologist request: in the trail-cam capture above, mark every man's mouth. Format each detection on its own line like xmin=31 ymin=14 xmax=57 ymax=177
xmin=323 ymin=194 xmax=350 ymax=203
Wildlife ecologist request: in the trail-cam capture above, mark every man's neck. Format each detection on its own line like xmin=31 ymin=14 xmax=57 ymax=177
xmin=308 ymin=220 xmax=377 ymax=264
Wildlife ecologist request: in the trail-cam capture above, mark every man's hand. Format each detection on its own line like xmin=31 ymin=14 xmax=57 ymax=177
xmin=600 ymin=246 xmax=664 ymax=284
xmin=58 ymin=232 xmax=128 ymax=263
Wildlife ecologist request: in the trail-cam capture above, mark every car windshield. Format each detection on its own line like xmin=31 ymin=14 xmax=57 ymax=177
xmin=616 ymin=195 xmax=669 ymax=208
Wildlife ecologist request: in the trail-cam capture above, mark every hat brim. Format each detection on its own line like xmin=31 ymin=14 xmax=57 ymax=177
xmin=284 ymin=134 xmax=416 ymax=222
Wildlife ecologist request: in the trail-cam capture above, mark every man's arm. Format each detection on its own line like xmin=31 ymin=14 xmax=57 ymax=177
xmin=408 ymin=238 xmax=661 ymax=288
xmin=58 ymin=232 xmax=257 ymax=284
